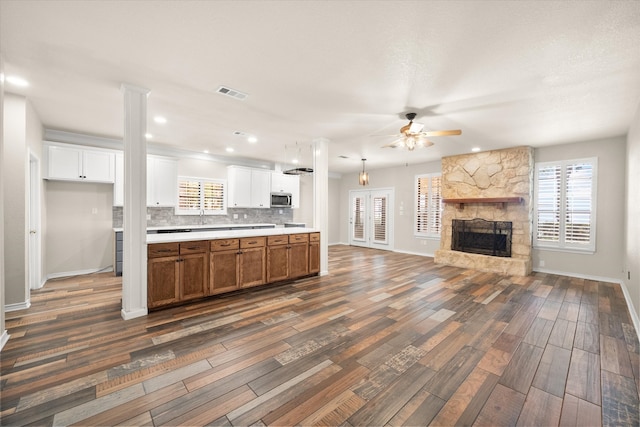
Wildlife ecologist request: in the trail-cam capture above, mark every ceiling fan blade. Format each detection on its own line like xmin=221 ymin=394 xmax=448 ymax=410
xmin=422 ymin=129 xmax=462 ymax=137
xmin=370 ymin=133 xmax=402 ymax=138
xmin=381 ymin=137 xmax=405 ymax=148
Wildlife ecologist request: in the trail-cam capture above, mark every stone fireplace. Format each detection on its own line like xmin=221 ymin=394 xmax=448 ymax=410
xmin=434 ymin=146 xmax=533 ymax=276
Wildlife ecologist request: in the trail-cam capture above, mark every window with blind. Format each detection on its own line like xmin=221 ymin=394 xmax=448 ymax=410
xmin=176 ymin=177 xmax=227 ymax=215
xmin=534 ymin=158 xmax=597 ymax=252
xmin=415 ymin=173 xmax=442 ymax=238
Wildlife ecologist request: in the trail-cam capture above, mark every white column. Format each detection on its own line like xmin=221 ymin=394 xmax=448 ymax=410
xmin=120 ymin=83 xmax=149 ymax=320
xmin=0 ymin=54 xmax=9 ymax=349
xmin=313 ymin=138 xmax=329 ymax=276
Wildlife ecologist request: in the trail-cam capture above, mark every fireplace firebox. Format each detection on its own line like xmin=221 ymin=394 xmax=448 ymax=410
xmin=452 ymin=219 xmax=512 ymax=257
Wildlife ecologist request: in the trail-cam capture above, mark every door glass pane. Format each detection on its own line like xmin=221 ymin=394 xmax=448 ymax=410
xmin=373 ymin=196 xmax=387 ymax=244
xmin=353 ymin=196 xmax=365 ymax=240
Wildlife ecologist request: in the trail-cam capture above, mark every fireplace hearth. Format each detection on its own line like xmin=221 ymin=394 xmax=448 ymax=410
xmin=452 ymin=219 xmax=512 ymax=257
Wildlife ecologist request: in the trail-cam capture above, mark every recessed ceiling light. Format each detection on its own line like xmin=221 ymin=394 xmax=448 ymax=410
xmin=203 ymin=150 xmax=209 ymax=154
xmin=471 ymin=147 xmax=481 ymax=152
xmin=247 ymin=136 xmax=258 ymax=143
xmin=226 ymin=147 xmax=234 ymax=153
xmin=292 ymin=159 xmax=299 ymax=164
xmin=6 ymin=75 xmax=29 ymax=87
xmin=154 ymin=116 xmax=167 ymax=124
xmin=145 ymin=133 xmax=152 ymax=139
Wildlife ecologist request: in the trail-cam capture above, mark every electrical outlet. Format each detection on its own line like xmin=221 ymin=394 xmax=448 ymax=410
xmin=539 ymin=260 xmax=545 ymax=267
xmin=146 ymin=214 xmax=151 ymax=220
xmin=91 ymin=208 xmax=98 ymax=215
xmin=244 ymin=214 xmax=248 ymax=219
xmin=233 ymin=213 xmax=238 ymax=219
xmin=420 ymin=240 xmax=427 ymax=246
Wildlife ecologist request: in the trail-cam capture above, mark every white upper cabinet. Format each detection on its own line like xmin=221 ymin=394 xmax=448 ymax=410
xmin=113 ymin=154 xmax=177 ymax=207
xmin=227 ymin=166 xmax=272 ymax=208
xmin=147 ymin=156 xmax=178 ymax=207
xmin=251 ymin=169 xmax=272 ymax=208
xmin=271 ymin=172 xmax=300 ymax=208
xmin=45 ymin=143 xmax=115 ymax=183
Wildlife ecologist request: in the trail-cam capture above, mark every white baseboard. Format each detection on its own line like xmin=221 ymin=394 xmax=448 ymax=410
xmin=121 ymin=307 xmax=148 ymax=320
xmin=46 ymin=266 xmax=113 ymax=281
xmin=5 ymin=300 xmax=31 ymax=312
xmin=0 ymin=330 xmax=9 ymax=351
xmin=393 ymin=248 xmax=435 ymax=258
xmin=619 ymin=281 xmax=640 ymax=344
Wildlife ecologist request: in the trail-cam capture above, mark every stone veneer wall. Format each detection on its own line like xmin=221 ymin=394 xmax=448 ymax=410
xmin=434 ymin=146 xmax=534 ymax=276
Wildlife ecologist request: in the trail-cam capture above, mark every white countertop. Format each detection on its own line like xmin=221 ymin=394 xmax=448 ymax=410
xmin=114 ymin=223 xmax=277 ymax=233
xmin=146 ymin=227 xmax=318 ymax=244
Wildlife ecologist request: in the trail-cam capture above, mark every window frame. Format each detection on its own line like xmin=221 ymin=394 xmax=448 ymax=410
xmin=175 ymin=176 xmax=227 ymax=216
xmin=414 ymin=173 xmax=443 ymax=239
xmin=533 ymin=157 xmax=597 ymax=253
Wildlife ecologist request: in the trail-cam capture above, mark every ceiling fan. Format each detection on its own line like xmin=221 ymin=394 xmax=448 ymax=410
xmin=382 ymin=112 xmax=462 ymax=150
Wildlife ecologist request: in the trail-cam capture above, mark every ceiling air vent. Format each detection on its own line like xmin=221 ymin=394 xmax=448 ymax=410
xmin=233 ymin=131 xmax=246 ymax=136
xmin=216 ymin=86 xmax=248 ymax=100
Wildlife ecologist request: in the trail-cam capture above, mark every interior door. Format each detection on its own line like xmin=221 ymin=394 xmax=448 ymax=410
xmin=349 ymin=188 xmax=394 ymax=251
xmin=28 ymin=152 xmax=42 ymax=290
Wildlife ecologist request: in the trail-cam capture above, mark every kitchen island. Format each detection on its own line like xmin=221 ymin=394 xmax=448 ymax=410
xmin=145 ymin=227 xmax=320 ymax=309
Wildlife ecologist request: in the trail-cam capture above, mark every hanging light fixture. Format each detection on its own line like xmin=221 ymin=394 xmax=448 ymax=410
xmin=359 ymin=158 xmax=369 ymax=186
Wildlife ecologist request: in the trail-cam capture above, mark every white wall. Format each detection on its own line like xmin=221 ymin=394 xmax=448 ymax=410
xmin=533 ymin=137 xmax=626 ymax=282
xmin=293 ymin=174 xmax=313 ymax=227
xmin=45 ymin=181 xmax=114 ymax=276
xmin=177 ymin=157 xmax=227 ymax=180
xmin=625 ymin=104 xmax=640 ymax=321
xmin=2 ymin=94 xmax=29 ymax=307
xmin=338 ymin=160 xmax=442 ymax=255
xmin=0 ymin=54 xmax=7 ymax=348
xmin=327 ymin=176 xmax=341 ymax=244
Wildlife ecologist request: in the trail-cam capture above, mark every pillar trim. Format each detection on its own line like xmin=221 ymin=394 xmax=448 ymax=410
xmin=312 ymin=138 xmax=329 ymax=276
xmin=120 ymin=83 xmax=149 ymax=320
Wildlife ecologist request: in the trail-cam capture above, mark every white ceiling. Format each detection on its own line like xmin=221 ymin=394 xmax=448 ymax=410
xmin=1 ymin=1 xmax=639 ymax=174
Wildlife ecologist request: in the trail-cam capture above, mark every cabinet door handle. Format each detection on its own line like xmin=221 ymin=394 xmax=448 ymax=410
xmin=185 ymin=246 xmax=200 ymax=250
xmin=157 ymin=249 xmax=173 ymax=253
xmin=220 ymin=243 xmax=231 ymax=247
xmin=248 ymin=241 xmax=257 ymax=244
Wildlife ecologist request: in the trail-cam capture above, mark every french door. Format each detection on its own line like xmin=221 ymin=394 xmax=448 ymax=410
xmin=349 ymin=188 xmax=394 ymax=251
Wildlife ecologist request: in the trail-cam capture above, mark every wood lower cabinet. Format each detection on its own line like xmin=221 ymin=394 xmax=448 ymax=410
xmin=267 ymin=237 xmax=289 ymax=283
xmin=267 ymin=233 xmax=310 ymax=282
xmin=309 ymin=232 xmax=320 ymax=274
xmin=148 ymin=254 xmax=180 ymax=308
xmin=210 ymin=237 xmax=266 ymax=294
xmin=239 ymin=237 xmax=266 ymax=287
xmin=148 ymin=241 xmax=208 ymax=308
xmin=289 ymin=234 xmax=309 ymax=278
xmin=149 ymin=232 xmax=319 ymax=309
xmin=210 ymin=239 xmax=240 ymax=295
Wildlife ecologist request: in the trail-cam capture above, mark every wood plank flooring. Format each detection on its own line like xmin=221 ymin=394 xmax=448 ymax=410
xmin=1 ymin=245 xmax=639 ymax=426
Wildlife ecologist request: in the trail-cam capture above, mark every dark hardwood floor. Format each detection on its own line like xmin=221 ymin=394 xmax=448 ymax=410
xmin=1 ymin=245 xmax=639 ymax=426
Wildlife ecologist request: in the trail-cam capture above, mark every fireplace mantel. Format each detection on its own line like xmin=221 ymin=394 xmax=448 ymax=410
xmin=442 ymin=197 xmax=524 ymax=209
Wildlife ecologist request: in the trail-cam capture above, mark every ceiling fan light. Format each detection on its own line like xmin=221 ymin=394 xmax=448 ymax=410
xmin=405 ymin=135 xmax=417 ymax=150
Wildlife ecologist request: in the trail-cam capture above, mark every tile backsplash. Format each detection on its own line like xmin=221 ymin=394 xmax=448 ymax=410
xmin=112 ymin=206 xmax=294 ymax=228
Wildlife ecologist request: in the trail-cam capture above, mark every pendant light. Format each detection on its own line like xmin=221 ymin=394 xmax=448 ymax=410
xmin=359 ymin=158 xmax=369 ymax=186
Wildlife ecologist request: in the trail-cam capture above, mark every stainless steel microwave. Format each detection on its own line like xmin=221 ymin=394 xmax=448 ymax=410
xmin=271 ymin=192 xmax=292 ymax=208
